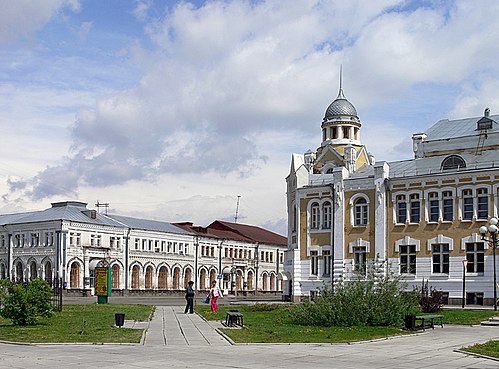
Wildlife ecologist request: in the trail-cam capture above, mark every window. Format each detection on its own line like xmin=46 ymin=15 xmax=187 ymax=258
xmin=396 ymin=195 xmax=407 ymax=223
xmin=466 ymin=242 xmax=484 ymax=273
xmin=70 ymin=262 xmax=80 ymax=288
xmin=45 ymin=232 xmax=54 ymax=246
xmin=310 ymin=202 xmax=320 ymax=229
xmin=442 ymin=191 xmax=454 ymax=221
xmin=410 ymin=194 xmax=420 ymax=223
xmin=167 ymin=242 xmax=172 ymax=253
xmin=432 ymin=243 xmax=449 ymax=273
xmin=353 ymin=246 xmax=367 ymax=274
xmin=462 ymin=189 xmax=473 ymax=220
xmin=466 ymin=292 xmax=484 ymax=305
xmin=323 ymin=202 xmax=332 ymax=229
xmin=142 ymin=239 xmax=147 ymax=250
xmin=112 ymin=265 xmax=120 ymax=289
xmin=428 ymin=192 xmax=439 ymax=222
xmin=322 ymin=250 xmax=331 ymax=276
xmin=441 ymin=155 xmax=466 ymax=171
xmin=135 ymin=239 xmax=140 ymax=250
xmin=110 ymin=236 xmax=120 ymax=249
xmin=400 ymin=245 xmax=416 ymax=274
xmin=477 ymin=188 xmax=489 ymax=220
xmin=354 ymin=197 xmax=368 ymax=226
xmin=90 ymin=234 xmax=101 ymax=247
xmin=310 ymin=251 xmax=318 ymax=275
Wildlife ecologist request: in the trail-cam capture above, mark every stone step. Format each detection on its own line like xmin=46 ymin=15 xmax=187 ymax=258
xmin=488 ymin=316 xmax=499 ymax=322
xmin=481 ymin=320 xmax=499 ymax=326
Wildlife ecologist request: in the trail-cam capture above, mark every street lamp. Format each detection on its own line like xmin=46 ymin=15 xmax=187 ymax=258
xmin=479 ymin=217 xmax=498 ymax=311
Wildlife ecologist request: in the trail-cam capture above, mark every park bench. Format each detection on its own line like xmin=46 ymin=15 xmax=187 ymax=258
xmin=225 ymin=310 xmax=244 ymax=327
xmin=415 ymin=314 xmax=444 ymax=330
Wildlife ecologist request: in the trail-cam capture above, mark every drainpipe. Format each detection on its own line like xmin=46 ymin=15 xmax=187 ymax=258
xmin=194 ymin=236 xmax=199 ymax=292
xmin=7 ymin=232 xmax=12 ymax=280
xmin=329 ymin=184 xmax=335 ymax=288
xmin=124 ymin=228 xmax=131 ymax=291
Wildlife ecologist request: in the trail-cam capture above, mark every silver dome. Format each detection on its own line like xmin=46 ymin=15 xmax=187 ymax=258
xmin=324 ymin=88 xmax=358 ymax=119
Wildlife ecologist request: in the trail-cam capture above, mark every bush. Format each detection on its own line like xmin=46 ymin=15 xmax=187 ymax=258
xmin=0 ymin=278 xmax=54 ymax=326
xmin=293 ymin=264 xmax=420 ymax=327
xmin=418 ymin=279 xmax=443 ymax=313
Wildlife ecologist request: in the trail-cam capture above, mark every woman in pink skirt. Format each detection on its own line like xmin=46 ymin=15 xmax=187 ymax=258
xmin=208 ymin=280 xmax=223 ymax=312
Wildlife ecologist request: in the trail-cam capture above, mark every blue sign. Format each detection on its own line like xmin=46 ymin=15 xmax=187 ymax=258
xmin=217 ymin=274 xmax=223 ymax=279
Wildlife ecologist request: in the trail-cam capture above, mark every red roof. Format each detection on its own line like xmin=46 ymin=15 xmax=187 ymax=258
xmin=173 ymin=220 xmax=287 ymax=246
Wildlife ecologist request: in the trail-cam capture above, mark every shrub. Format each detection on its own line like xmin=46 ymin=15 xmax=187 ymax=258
xmin=418 ymin=279 xmax=443 ymax=313
xmin=293 ymin=264 xmax=420 ymax=327
xmin=0 ymin=278 xmax=54 ymax=326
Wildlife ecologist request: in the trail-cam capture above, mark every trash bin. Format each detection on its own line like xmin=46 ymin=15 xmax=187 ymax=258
xmin=404 ymin=315 xmax=416 ymax=330
xmin=115 ymin=313 xmax=125 ymax=328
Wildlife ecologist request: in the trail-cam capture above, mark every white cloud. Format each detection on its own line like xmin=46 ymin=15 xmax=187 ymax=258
xmin=0 ymin=0 xmax=80 ymax=42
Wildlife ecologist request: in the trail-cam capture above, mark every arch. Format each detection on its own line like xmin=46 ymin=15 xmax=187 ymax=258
xmin=44 ymin=260 xmax=52 ymax=284
xmin=145 ymin=265 xmax=154 ymax=289
xmin=15 ymin=260 xmax=24 ymax=283
xmin=131 ymin=265 xmax=141 ymax=289
xmin=158 ymin=265 xmax=168 ymax=289
xmin=111 ymin=264 xmax=120 ymax=289
xmin=441 ymin=155 xmax=466 ymax=171
xmin=70 ymin=261 xmax=81 ymax=288
xmin=172 ymin=266 xmax=181 ymax=289
xmin=209 ymin=269 xmax=217 ymax=284
xmin=247 ymin=270 xmax=253 ymax=290
xmin=199 ymin=268 xmax=207 ymax=290
xmin=262 ymin=272 xmax=268 ymax=291
xmin=270 ymin=273 xmax=276 ymax=291
xmin=236 ymin=270 xmax=243 ymax=290
xmin=29 ymin=260 xmax=38 ymax=280
xmin=183 ymin=267 xmax=193 ymax=288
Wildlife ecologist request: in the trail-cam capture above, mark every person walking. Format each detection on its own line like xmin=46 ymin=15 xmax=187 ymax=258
xmin=208 ymin=280 xmax=223 ymax=313
xmin=184 ymin=281 xmax=195 ymax=314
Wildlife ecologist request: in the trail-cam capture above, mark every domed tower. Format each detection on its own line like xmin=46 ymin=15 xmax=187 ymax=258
xmin=321 ymin=73 xmax=361 ymax=148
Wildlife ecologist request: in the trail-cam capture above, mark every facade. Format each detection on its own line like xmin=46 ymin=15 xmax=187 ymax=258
xmin=285 ymin=84 xmax=499 ymax=305
xmin=0 ymin=201 xmax=287 ymax=295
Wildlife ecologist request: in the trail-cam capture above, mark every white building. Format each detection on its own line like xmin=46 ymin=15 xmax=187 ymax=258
xmin=285 ymin=84 xmax=499 ymax=306
xmin=0 ymin=201 xmax=287 ymax=295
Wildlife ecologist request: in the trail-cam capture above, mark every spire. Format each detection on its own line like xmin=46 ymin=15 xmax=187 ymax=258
xmin=337 ymin=64 xmax=345 ymax=99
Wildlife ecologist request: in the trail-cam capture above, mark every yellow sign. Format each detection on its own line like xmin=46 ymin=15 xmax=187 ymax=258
xmin=95 ymin=267 xmax=109 ymax=296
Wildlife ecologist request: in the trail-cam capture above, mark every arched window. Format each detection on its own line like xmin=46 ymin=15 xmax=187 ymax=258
xmin=270 ymin=274 xmax=276 ymax=291
xmin=44 ymin=261 xmax=52 ymax=284
xmin=15 ymin=262 xmax=23 ymax=283
xmin=173 ymin=267 xmax=181 ymax=289
xmin=441 ymin=155 xmax=466 ymax=171
xmin=0 ymin=263 xmax=6 ymax=279
xmin=183 ymin=268 xmax=192 ymax=288
xmin=145 ymin=266 xmax=153 ymax=289
xmin=354 ymin=197 xmax=368 ymax=226
xmin=70 ymin=262 xmax=80 ymax=288
xmin=112 ymin=265 xmax=120 ymax=289
xmin=247 ymin=271 xmax=253 ymax=290
xmin=29 ymin=261 xmax=37 ymax=280
xmin=158 ymin=266 xmax=168 ymax=289
xmin=262 ymin=272 xmax=268 ymax=290
xmin=131 ymin=265 xmax=140 ymax=289
xmin=310 ymin=202 xmax=320 ymax=229
xmin=209 ymin=269 xmax=217 ymax=285
xmin=323 ymin=202 xmax=332 ymax=229
xmin=199 ymin=269 xmax=207 ymax=290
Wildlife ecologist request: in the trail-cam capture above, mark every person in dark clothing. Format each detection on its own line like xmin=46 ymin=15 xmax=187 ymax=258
xmin=184 ymin=281 xmax=195 ymax=314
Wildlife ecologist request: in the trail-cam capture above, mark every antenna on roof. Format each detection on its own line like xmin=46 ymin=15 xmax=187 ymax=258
xmin=337 ymin=64 xmax=345 ymax=99
xmin=234 ymin=195 xmax=241 ymax=223
xmin=95 ymin=201 xmax=109 ymax=215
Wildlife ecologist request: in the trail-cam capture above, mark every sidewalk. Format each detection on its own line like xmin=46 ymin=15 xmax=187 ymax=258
xmin=141 ymin=306 xmax=230 ymax=346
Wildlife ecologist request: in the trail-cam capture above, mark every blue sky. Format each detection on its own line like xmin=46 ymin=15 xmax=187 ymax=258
xmin=1 ymin=0 xmax=499 ymax=235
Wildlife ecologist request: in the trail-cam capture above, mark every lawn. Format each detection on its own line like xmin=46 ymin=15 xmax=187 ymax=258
xmin=195 ymin=304 xmax=406 ymax=343
xmin=463 ymin=340 xmax=499 ymax=359
xmin=440 ymin=309 xmax=499 ymax=325
xmin=0 ymin=304 xmax=153 ymax=343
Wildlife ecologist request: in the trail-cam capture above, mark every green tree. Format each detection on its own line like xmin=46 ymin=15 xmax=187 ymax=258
xmin=0 ymin=278 xmax=54 ymax=326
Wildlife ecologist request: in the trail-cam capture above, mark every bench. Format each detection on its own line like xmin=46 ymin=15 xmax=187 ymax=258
xmin=225 ymin=310 xmax=244 ymax=327
xmin=415 ymin=314 xmax=443 ymax=330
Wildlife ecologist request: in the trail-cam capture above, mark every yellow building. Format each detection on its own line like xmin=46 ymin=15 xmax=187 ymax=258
xmin=285 ymin=84 xmax=499 ymax=306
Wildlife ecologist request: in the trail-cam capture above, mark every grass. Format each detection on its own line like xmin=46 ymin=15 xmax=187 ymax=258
xmin=0 ymin=304 xmax=153 ymax=343
xmin=195 ymin=304 xmax=406 ymax=343
xmin=463 ymin=340 xmax=499 ymax=359
xmin=440 ymin=309 xmax=499 ymax=325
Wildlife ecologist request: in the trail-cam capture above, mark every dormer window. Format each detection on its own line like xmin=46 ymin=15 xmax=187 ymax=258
xmin=441 ymin=155 xmax=466 ymax=171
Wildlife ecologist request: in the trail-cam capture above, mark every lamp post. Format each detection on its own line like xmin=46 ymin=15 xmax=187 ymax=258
xmin=462 ymin=259 xmax=468 ymax=309
xmin=479 ymin=217 xmax=498 ymax=311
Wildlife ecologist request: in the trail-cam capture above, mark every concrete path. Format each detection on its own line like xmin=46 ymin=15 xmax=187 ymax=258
xmin=142 ymin=306 xmax=229 ymax=346
xmin=1 ymin=309 xmax=499 ymax=368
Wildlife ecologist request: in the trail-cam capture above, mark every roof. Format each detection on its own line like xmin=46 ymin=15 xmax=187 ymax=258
xmin=174 ymin=220 xmax=287 ymax=246
xmin=106 ymin=214 xmax=193 ymax=235
xmin=324 ymin=89 xmax=358 ymax=119
xmin=425 ymin=114 xmax=499 ymax=141
xmin=0 ymin=202 xmax=123 ymax=227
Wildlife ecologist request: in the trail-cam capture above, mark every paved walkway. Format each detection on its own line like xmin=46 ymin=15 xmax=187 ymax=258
xmin=1 ymin=307 xmax=499 ymax=368
xmin=141 ymin=306 xmax=230 ymax=346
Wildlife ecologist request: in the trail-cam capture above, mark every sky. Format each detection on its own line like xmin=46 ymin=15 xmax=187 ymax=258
xmin=1 ymin=0 xmax=499 ymax=236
